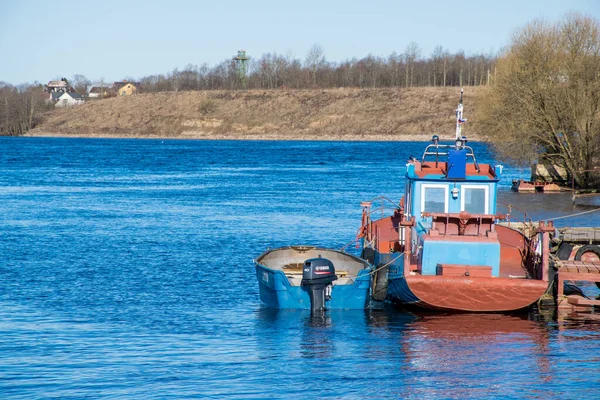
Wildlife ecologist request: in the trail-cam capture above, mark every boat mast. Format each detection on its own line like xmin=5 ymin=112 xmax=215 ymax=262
xmin=455 ymin=88 xmax=466 ymax=140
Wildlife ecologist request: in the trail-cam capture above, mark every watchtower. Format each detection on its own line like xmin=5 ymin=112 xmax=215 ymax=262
xmin=233 ymin=50 xmax=250 ymax=88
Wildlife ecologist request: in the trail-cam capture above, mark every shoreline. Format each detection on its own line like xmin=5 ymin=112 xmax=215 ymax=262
xmin=24 ymin=130 xmax=482 ymax=142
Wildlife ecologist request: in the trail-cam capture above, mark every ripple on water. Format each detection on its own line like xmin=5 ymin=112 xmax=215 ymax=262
xmin=0 ymin=138 xmax=599 ymax=399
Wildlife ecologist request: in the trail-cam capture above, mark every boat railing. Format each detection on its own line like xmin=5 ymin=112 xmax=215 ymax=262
xmin=361 ymin=196 xmax=400 ymax=219
xmin=496 ymin=201 xmax=536 ymax=236
xmin=420 ymin=143 xmax=480 ymax=172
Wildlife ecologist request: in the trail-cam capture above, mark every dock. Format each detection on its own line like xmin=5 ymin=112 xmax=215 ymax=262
xmin=511 ymin=179 xmax=563 ymax=193
xmin=555 ymin=259 xmax=600 ymax=309
xmin=572 ymin=189 xmax=600 ymax=205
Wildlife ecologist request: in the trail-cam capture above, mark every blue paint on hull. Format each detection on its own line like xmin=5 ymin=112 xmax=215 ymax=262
xmin=371 ymin=250 xmax=421 ymax=306
xmin=387 ymin=276 xmax=420 ymax=306
xmin=255 ymin=264 xmax=372 ymax=309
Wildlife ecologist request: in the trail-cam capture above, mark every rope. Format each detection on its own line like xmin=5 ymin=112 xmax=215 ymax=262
xmin=542 ymin=207 xmax=600 ymax=222
xmin=339 ymin=237 xmax=359 ymax=251
xmin=368 ymin=254 xmax=403 ymax=276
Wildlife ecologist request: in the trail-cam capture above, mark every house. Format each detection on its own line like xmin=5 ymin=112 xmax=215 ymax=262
xmin=87 ymin=83 xmax=115 ymax=98
xmin=45 ymin=78 xmax=73 ymax=93
xmin=114 ymin=80 xmax=138 ymax=96
xmin=52 ymin=91 xmax=84 ymax=107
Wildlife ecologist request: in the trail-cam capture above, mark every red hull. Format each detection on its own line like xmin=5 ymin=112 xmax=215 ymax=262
xmin=406 ymin=275 xmax=549 ymax=312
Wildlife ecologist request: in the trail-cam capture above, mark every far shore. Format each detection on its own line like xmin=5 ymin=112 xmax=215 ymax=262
xmin=25 ymin=130 xmax=482 ymax=142
xmin=27 ymin=87 xmax=486 ymax=142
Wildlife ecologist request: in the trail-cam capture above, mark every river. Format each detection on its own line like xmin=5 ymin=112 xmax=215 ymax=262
xmin=0 ymin=137 xmax=598 ymax=398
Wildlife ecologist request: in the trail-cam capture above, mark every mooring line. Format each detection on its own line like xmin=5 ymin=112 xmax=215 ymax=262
xmin=543 ymin=207 xmax=600 ymax=222
xmin=368 ymin=254 xmax=403 ymax=276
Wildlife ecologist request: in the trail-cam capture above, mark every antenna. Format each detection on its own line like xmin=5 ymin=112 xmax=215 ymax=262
xmin=455 ymin=88 xmax=466 ymax=140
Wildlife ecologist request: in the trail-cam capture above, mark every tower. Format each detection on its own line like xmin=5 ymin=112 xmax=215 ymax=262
xmin=233 ymin=50 xmax=250 ymax=88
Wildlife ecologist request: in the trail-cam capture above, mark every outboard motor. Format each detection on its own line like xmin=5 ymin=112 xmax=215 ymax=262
xmin=301 ymin=257 xmax=337 ymax=312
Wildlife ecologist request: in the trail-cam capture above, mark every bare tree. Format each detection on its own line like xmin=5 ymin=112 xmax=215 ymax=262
xmin=305 ymin=44 xmax=326 ymax=86
xmin=404 ymin=42 xmax=420 ymax=87
xmin=71 ymin=74 xmax=91 ymax=94
xmin=0 ymin=82 xmax=50 ymax=136
xmin=476 ymin=12 xmax=600 ymax=188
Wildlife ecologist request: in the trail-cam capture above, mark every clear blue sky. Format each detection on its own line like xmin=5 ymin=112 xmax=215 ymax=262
xmin=1 ymin=0 xmax=598 ymax=85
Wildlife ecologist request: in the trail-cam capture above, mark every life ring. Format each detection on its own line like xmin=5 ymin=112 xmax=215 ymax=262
xmin=574 ymin=244 xmax=600 ymax=289
xmin=574 ymin=244 xmax=600 ymax=262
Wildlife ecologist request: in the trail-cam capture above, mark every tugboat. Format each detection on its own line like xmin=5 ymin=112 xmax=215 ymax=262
xmin=358 ymin=90 xmax=550 ymax=312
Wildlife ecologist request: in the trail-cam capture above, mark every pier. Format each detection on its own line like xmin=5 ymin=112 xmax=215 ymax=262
xmin=555 ymin=259 xmax=600 ymax=309
xmin=551 ymin=225 xmax=600 ymax=310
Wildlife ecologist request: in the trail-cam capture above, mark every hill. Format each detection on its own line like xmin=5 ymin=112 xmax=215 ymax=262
xmin=28 ymin=86 xmax=486 ymax=141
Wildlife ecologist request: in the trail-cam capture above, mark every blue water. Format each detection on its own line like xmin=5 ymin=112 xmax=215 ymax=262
xmin=0 ymin=137 xmax=599 ymax=399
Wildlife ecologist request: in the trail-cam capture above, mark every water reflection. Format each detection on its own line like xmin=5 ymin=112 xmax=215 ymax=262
xmin=300 ymin=313 xmax=335 ymax=359
xmin=253 ymin=307 xmax=600 ymax=398
xmin=397 ymin=312 xmax=551 ymax=398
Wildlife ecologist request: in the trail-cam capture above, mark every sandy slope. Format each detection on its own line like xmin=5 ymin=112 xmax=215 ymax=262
xmin=28 ymin=86 xmax=485 ymax=141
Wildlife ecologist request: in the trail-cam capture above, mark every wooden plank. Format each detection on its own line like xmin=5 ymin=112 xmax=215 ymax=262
xmin=567 ymin=297 xmax=600 ymax=307
xmin=556 ymin=260 xmax=600 ymax=270
xmin=559 ymin=272 xmax=600 ymax=282
xmin=560 ymin=227 xmax=600 ymax=242
xmin=568 ymin=265 xmax=600 ymax=272
xmin=284 ymin=269 xmax=348 ymax=277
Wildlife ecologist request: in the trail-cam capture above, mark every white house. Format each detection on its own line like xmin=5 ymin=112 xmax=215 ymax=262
xmin=52 ymin=92 xmax=84 ymax=107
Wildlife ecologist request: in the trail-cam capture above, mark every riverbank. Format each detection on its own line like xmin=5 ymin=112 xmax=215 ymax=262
xmin=27 ymin=86 xmax=486 ymax=141
xmin=26 ymin=130 xmax=447 ymax=141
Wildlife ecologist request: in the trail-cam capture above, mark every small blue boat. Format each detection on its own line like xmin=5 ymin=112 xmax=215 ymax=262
xmin=254 ymin=246 xmax=372 ymax=309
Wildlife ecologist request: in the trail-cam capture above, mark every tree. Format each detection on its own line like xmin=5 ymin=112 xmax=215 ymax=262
xmin=476 ymin=12 xmax=600 ymax=188
xmin=404 ymin=42 xmax=420 ymax=87
xmin=0 ymin=82 xmax=50 ymax=136
xmin=305 ymin=44 xmax=326 ymax=86
xmin=71 ymin=74 xmax=91 ymax=94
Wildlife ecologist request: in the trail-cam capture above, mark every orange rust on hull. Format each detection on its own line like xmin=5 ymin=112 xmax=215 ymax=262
xmin=406 ymin=275 xmax=548 ymax=312
xmin=496 ymin=224 xmax=530 ymax=278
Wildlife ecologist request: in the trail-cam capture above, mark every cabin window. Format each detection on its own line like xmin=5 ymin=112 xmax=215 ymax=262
xmin=421 ymin=184 xmax=448 ymax=213
xmin=461 ymin=185 xmax=489 ymax=214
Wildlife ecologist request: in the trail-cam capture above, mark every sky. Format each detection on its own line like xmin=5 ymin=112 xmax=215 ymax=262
xmin=0 ymin=0 xmax=598 ymax=85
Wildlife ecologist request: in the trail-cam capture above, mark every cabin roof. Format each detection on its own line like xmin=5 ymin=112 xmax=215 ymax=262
xmin=411 ymin=161 xmax=497 ymax=180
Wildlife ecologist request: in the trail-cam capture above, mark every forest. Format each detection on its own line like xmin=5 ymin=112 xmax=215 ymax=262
xmin=138 ymin=43 xmax=496 ymax=91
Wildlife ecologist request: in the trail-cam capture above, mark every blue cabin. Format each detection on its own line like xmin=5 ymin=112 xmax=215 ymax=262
xmin=404 ymin=136 xmax=504 ymax=277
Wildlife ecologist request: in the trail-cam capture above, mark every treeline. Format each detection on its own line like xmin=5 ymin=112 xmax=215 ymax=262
xmin=139 ymin=44 xmax=496 ymax=92
xmin=1 ymin=43 xmax=496 ymax=136
xmin=0 ymin=83 xmax=52 ymax=136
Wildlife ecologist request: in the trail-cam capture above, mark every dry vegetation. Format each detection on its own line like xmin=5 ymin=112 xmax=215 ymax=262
xmin=476 ymin=13 xmax=600 ymax=188
xmin=29 ymin=86 xmax=486 ymax=141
